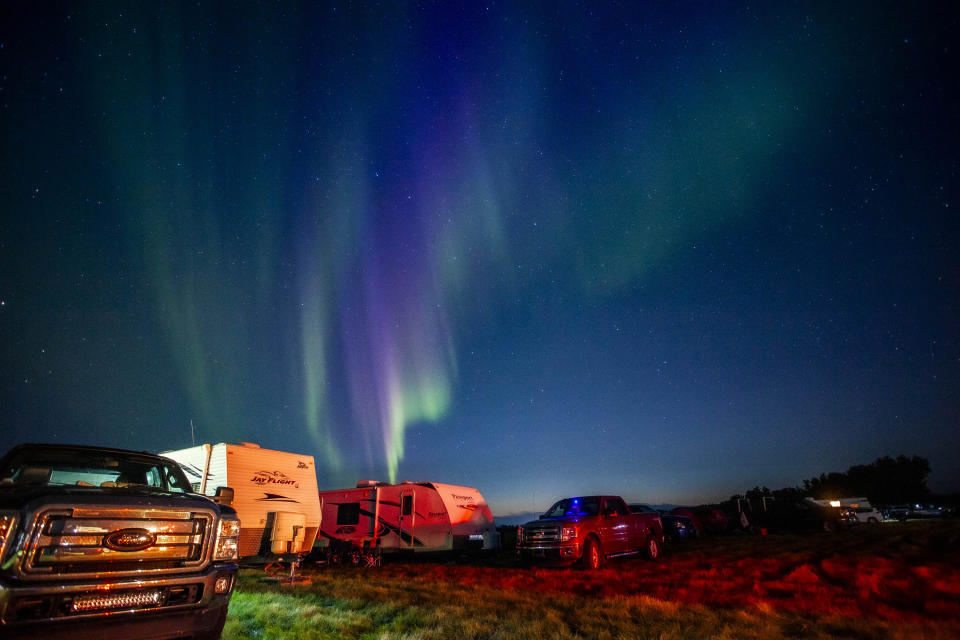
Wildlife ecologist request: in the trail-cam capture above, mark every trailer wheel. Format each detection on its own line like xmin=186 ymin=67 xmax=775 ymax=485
xmin=581 ymin=537 xmax=604 ymax=570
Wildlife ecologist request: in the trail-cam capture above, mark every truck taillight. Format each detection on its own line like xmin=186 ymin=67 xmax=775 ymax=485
xmin=517 ymin=526 xmax=524 ymax=543
xmin=560 ymin=527 xmax=577 ymax=542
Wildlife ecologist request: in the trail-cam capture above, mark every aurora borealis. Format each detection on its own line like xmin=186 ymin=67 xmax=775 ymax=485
xmin=2 ymin=2 xmax=958 ymax=515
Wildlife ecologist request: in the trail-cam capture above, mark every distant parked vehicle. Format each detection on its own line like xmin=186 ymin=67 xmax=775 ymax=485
xmin=668 ymin=507 xmax=705 ymax=536
xmin=912 ymin=504 xmax=947 ymax=518
xmin=629 ymin=504 xmax=697 ymax=541
xmin=811 ymin=497 xmax=882 ymax=524
xmin=840 ymin=508 xmax=860 ymax=526
xmin=884 ymin=505 xmax=913 ymax=521
xmin=757 ymin=497 xmax=845 ymax=533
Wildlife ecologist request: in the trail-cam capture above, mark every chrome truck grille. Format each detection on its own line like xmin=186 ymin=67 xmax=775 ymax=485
xmin=521 ymin=525 xmax=560 ymax=543
xmin=21 ymin=507 xmax=213 ymax=578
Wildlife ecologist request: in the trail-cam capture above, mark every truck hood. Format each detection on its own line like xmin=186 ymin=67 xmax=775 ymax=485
xmin=0 ymin=484 xmax=218 ymax=510
xmin=521 ymin=515 xmax=594 ymax=527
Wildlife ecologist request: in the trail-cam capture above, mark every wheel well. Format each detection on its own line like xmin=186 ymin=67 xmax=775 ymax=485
xmin=584 ymin=533 xmax=602 ymax=554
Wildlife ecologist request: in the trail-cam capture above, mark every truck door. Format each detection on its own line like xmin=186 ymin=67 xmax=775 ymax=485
xmin=603 ymin=497 xmax=632 ymax=553
xmin=399 ymin=489 xmax=415 ymax=549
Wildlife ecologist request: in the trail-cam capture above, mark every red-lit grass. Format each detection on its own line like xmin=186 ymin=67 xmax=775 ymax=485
xmin=352 ymin=522 xmax=960 ymax=622
xmin=224 ymin=520 xmax=960 ymax=639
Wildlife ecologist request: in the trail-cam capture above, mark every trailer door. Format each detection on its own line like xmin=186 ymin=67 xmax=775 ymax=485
xmin=399 ymin=489 xmax=415 ymax=548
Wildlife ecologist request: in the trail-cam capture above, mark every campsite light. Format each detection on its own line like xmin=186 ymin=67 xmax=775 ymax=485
xmin=829 ymin=500 xmax=841 ymax=508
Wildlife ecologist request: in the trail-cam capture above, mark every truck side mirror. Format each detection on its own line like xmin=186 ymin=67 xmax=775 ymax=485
xmin=214 ymin=486 xmax=234 ymax=507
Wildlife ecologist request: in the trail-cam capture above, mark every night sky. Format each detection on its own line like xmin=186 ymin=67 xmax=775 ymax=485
xmin=2 ymin=2 xmax=958 ymax=516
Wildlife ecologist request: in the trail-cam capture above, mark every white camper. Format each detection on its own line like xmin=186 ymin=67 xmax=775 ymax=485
xmin=317 ymin=481 xmax=499 ymax=557
xmin=162 ymin=442 xmax=321 ymax=557
xmin=811 ymin=496 xmax=882 ymax=523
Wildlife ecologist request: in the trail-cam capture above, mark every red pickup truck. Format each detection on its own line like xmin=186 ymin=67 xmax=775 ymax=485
xmin=517 ymin=495 xmax=664 ymax=569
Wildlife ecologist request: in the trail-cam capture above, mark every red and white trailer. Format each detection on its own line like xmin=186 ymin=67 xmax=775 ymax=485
xmin=317 ymin=481 xmax=499 ymax=561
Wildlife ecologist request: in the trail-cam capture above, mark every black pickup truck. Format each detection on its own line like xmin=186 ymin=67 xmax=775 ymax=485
xmin=0 ymin=443 xmax=240 ymax=639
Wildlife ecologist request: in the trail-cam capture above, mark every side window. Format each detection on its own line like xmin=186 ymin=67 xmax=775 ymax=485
xmin=337 ymin=503 xmax=361 ymax=525
xmin=401 ymin=495 xmax=413 ymax=516
xmin=162 ymin=465 xmax=191 ymax=493
xmin=608 ymin=498 xmax=629 ymax=517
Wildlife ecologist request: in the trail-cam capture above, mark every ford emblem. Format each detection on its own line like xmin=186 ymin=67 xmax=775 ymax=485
xmin=104 ymin=528 xmax=157 ymax=552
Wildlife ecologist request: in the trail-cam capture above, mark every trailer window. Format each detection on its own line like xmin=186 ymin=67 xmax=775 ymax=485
xmin=337 ymin=503 xmax=360 ymax=525
xmin=401 ymin=495 xmax=413 ymax=516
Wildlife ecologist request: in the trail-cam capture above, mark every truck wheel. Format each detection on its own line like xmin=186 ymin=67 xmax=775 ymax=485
xmin=581 ymin=537 xmax=604 ymax=570
xmin=645 ymin=536 xmax=660 ymax=560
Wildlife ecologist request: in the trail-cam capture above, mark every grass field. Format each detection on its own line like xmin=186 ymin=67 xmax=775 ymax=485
xmin=222 ymin=520 xmax=960 ymax=639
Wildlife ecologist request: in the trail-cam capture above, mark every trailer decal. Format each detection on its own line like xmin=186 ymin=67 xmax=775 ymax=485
xmin=322 ymin=502 xmax=426 ymax=546
xmin=250 ymin=470 xmax=299 ymax=488
xmin=255 ymin=492 xmax=299 ymax=502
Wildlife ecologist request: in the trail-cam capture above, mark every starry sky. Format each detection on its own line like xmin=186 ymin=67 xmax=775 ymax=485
xmin=2 ymin=2 xmax=958 ymax=516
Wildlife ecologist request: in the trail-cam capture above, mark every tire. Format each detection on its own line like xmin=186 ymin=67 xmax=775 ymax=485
xmin=645 ymin=535 xmax=660 ymax=560
xmin=581 ymin=537 xmax=604 ymax=570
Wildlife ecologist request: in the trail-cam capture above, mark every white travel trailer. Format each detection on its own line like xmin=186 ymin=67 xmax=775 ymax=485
xmin=811 ymin=496 xmax=883 ymax=523
xmin=317 ymin=481 xmax=499 ymax=559
xmin=162 ymin=442 xmax=321 ymax=557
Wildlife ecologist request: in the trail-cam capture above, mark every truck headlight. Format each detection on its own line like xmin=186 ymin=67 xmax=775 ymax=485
xmin=0 ymin=512 xmax=17 ymax=563
xmin=560 ymin=527 xmax=577 ymax=542
xmin=214 ymin=517 xmax=241 ymax=561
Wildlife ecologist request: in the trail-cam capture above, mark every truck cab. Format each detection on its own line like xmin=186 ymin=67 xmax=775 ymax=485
xmin=0 ymin=443 xmax=240 ymax=639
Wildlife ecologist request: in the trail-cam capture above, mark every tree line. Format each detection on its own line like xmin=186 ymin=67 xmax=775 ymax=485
xmin=739 ymin=455 xmax=932 ymax=506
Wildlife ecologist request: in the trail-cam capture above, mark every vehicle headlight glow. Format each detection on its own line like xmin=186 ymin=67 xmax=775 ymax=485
xmin=72 ymin=590 xmax=162 ymax=613
xmin=560 ymin=527 xmax=577 ymax=542
xmin=0 ymin=512 xmax=17 ymax=563
xmin=214 ymin=517 xmax=241 ymax=561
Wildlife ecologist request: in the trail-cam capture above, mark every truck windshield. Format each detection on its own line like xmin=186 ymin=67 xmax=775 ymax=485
xmin=544 ymin=497 xmax=599 ymax=517
xmin=0 ymin=448 xmax=192 ymax=493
